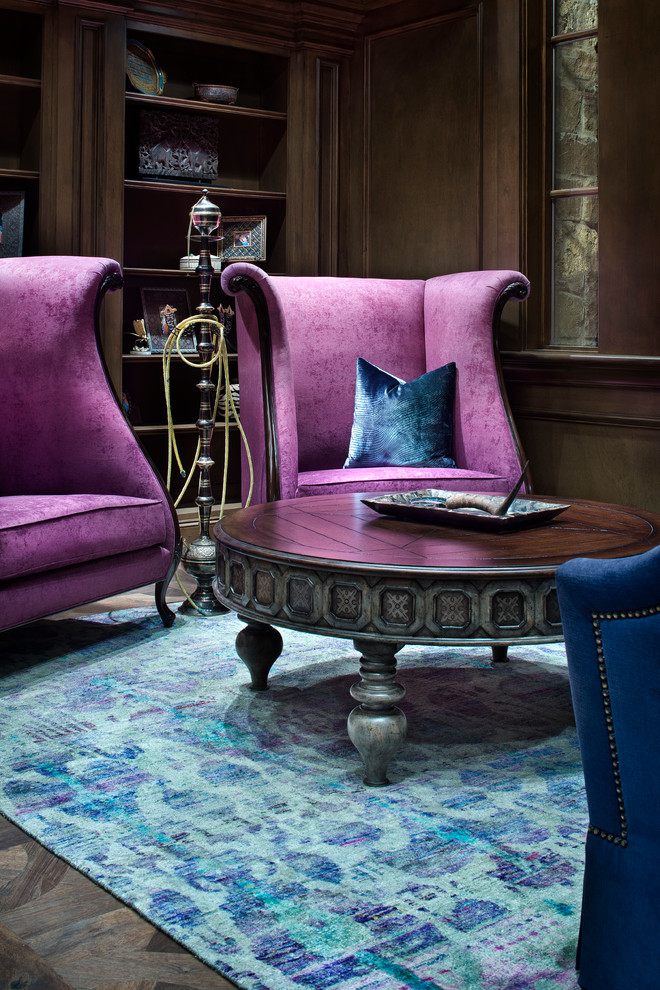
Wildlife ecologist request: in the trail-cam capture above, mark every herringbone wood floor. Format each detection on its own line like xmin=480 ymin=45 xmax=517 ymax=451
xmin=0 ymin=576 xmax=238 ymax=990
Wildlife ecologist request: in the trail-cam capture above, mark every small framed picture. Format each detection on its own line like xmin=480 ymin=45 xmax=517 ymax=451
xmin=0 ymin=192 xmax=25 ymax=259
xmin=140 ymin=286 xmax=195 ymax=353
xmin=221 ymin=216 xmax=267 ymax=262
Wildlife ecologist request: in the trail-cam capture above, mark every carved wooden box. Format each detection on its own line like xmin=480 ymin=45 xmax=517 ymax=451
xmin=138 ymin=109 xmax=219 ymax=181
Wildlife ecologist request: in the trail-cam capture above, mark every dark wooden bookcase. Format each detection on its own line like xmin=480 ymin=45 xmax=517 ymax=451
xmin=0 ymin=8 xmax=42 ymax=260
xmin=120 ymin=28 xmax=289 ymax=522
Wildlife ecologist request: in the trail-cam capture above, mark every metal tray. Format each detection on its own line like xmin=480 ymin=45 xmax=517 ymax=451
xmin=362 ymin=489 xmax=570 ymax=532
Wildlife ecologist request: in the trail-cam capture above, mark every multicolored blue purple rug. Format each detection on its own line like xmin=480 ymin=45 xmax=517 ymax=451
xmin=0 ymin=609 xmax=583 ymax=989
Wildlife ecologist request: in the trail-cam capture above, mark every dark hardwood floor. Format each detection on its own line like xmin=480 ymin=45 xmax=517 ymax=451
xmin=0 ymin=574 xmax=238 ymax=990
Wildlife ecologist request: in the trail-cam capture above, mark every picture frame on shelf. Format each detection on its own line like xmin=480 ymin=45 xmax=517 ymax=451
xmin=0 ymin=192 xmax=25 ymax=259
xmin=221 ymin=216 xmax=267 ymax=262
xmin=140 ymin=286 xmax=194 ymax=353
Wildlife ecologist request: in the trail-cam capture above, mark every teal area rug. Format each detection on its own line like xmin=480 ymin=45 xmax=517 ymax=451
xmin=0 ymin=610 xmax=583 ymax=990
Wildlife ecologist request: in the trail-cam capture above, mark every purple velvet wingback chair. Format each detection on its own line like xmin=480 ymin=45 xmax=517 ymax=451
xmin=220 ymin=264 xmax=531 ymax=505
xmin=0 ymin=256 xmax=181 ymax=633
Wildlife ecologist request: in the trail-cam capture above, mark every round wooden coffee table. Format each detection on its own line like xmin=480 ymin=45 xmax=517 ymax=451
xmin=213 ymin=492 xmax=660 ymax=785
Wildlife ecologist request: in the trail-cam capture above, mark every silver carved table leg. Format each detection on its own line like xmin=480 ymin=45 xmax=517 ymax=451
xmin=347 ymin=639 xmax=407 ymax=787
xmin=236 ymin=620 xmax=283 ymax=691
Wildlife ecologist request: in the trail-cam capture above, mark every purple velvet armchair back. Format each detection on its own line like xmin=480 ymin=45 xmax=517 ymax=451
xmin=277 ymin=278 xmax=428 ymax=474
xmin=221 ymin=263 xmax=529 ymax=504
xmin=0 ymin=256 xmax=176 ymax=552
xmin=423 ymin=271 xmax=527 ymax=483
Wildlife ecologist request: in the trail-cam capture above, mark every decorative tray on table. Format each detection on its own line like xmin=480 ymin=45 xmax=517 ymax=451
xmin=361 ymin=489 xmax=570 ymax=533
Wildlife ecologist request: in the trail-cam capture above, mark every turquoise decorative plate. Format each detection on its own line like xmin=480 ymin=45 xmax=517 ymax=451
xmin=126 ymin=39 xmax=166 ymax=96
xmin=362 ymin=489 xmax=570 ymax=532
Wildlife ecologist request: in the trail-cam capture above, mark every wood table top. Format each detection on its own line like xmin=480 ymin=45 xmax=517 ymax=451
xmin=215 ymin=492 xmax=660 ymax=579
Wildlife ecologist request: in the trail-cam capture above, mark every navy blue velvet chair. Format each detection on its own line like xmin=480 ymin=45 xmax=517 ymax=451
xmin=555 ymin=546 xmax=660 ymax=990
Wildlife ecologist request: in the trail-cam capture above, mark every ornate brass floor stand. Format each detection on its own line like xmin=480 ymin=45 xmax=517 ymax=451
xmin=180 ymin=190 xmax=228 ymax=615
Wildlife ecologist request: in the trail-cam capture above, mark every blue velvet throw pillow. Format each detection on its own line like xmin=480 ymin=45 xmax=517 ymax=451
xmin=344 ymin=358 xmax=457 ymax=469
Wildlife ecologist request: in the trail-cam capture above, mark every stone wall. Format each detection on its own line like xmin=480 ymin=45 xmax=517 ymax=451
xmin=552 ymin=0 xmax=599 ymax=347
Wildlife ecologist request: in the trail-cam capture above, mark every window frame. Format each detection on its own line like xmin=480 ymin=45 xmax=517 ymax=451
xmin=522 ymin=1 xmax=600 ymax=352
xmin=549 ymin=16 xmax=599 ymax=349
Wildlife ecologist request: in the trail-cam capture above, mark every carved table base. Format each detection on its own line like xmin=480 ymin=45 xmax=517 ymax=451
xmin=213 ymin=493 xmax=660 ymax=784
xmin=347 ymin=639 xmax=406 ymax=786
xmin=235 ymin=619 xmax=283 ymax=691
xmin=231 ymin=621 xmax=406 ymax=784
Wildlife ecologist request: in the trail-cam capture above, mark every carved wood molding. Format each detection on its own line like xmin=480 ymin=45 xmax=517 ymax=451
xmin=502 ymin=350 xmax=660 ymax=432
xmin=129 ymin=0 xmax=363 ymax=53
xmin=76 ymin=18 xmax=104 ymax=257
xmin=55 ymin=0 xmax=135 ymax=12
xmin=502 ymin=350 xmax=660 ymax=388
xmin=217 ymin=545 xmax=564 ymax=645
xmin=317 ymin=58 xmax=340 ymax=274
xmin=30 ymin=0 xmax=369 ymax=52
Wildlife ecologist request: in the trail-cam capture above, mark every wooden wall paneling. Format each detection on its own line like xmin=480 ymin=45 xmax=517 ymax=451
xmin=39 ymin=4 xmax=76 ymax=256
xmin=78 ymin=14 xmax=126 ymax=259
xmin=77 ymin=19 xmax=105 ymax=258
xmin=362 ymin=7 xmax=482 ymax=279
xmin=39 ymin=6 xmax=123 ymax=255
xmin=480 ymin=0 xmax=528 ymax=352
xmin=500 ymin=0 xmax=660 ymax=513
xmin=511 ymin=416 xmax=660 ymax=514
xmin=481 ymin=0 xmax=521 ymax=273
xmin=286 ymin=48 xmax=322 ymax=273
xmin=78 ymin=13 xmax=125 ymax=388
xmin=503 ymin=352 xmax=660 ymax=512
xmin=285 ymin=46 xmax=350 ymax=276
xmin=39 ymin=5 xmax=125 ymax=388
xmin=519 ymin=0 xmax=550 ymax=350
xmin=317 ymin=58 xmax=340 ymax=275
xmin=334 ymin=44 xmax=354 ymax=278
xmin=343 ymin=27 xmax=366 ymax=277
xmin=598 ymin=0 xmax=660 ymax=356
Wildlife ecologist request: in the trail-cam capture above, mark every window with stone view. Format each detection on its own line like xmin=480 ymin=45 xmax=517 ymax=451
xmin=551 ymin=0 xmax=598 ymax=347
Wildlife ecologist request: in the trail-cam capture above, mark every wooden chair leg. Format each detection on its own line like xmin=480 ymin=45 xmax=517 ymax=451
xmin=155 ymin=539 xmax=183 ymax=627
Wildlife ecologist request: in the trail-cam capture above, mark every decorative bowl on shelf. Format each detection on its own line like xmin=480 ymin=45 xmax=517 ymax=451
xmin=193 ymin=83 xmax=239 ymax=105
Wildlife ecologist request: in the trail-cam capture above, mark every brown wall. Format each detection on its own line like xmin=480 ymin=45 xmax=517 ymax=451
xmin=363 ymin=10 xmax=481 ymax=278
xmin=505 ymin=0 xmax=660 ymax=513
xmin=7 ymin=0 xmax=659 ymax=512
xmin=342 ymin=0 xmax=660 ymax=513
